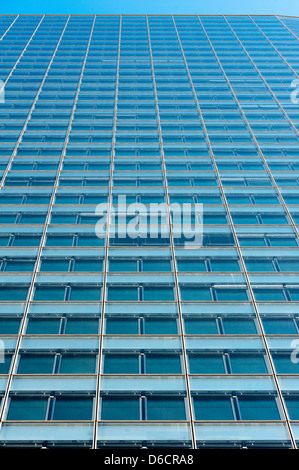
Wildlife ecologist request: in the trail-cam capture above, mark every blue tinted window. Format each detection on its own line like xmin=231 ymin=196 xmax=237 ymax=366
xmin=7 ymin=397 xmax=48 ymax=420
xmin=193 ymin=397 xmax=234 ymax=420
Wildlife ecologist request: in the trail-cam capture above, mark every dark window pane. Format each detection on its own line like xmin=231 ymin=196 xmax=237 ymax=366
xmin=26 ymin=318 xmax=60 ymax=334
xmin=230 ymin=354 xmax=268 ymax=374
xmin=146 ymin=355 xmax=181 ymax=374
xmin=53 ymin=397 xmax=93 ymax=420
xmin=180 ymin=286 xmax=211 ymax=301
xmin=238 ymin=397 xmax=280 ymax=420
xmin=145 ymin=318 xmax=178 ymax=334
xmin=7 ymin=397 xmax=48 ymax=420
xmin=262 ymin=318 xmax=297 ymax=335
xmin=184 ymin=318 xmax=218 ymax=334
xmin=103 ymin=355 xmax=139 ymax=374
xmin=108 ymin=286 xmax=138 ymax=301
xmin=65 ymin=318 xmax=99 ymax=334
xmin=188 ymin=354 xmax=225 ymax=374
xmin=284 ymin=397 xmax=299 ymax=420
xmin=70 ymin=286 xmax=101 ymax=301
xmin=34 ymin=286 xmax=65 ymax=301
xmin=272 ymin=354 xmax=299 ymax=374
xmin=101 ymin=397 xmax=140 ymax=420
xmin=60 ymin=354 xmax=97 ymax=374
xmin=147 ymin=397 xmax=186 ymax=420
xmin=223 ymin=318 xmax=257 ymax=334
xmin=18 ymin=355 xmax=55 ymax=374
xmin=0 ymin=318 xmax=20 ymax=334
xmin=0 ymin=355 xmax=12 ymax=374
xmin=105 ymin=318 xmax=139 ymax=334
xmin=193 ymin=397 xmax=234 ymax=420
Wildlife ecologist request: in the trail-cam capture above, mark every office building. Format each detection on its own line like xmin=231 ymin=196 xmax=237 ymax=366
xmin=0 ymin=14 xmax=298 ymax=448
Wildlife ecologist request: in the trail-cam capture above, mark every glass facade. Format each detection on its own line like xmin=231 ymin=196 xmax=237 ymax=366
xmin=0 ymin=13 xmax=298 ymax=448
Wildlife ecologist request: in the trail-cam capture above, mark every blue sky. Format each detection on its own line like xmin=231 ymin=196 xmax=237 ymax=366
xmin=0 ymin=0 xmax=298 ymax=16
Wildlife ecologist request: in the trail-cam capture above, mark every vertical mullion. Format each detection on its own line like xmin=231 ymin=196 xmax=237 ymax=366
xmin=146 ymin=15 xmax=196 ymax=450
xmin=93 ymin=15 xmax=122 ymax=449
xmin=198 ymin=15 xmax=297 ymax=448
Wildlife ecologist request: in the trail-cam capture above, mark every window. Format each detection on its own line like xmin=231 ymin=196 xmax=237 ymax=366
xmin=144 ymin=318 xmax=178 ymax=334
xmin=184 ymin=318 xmax=218 ymax=334
xmin=193 ymin=396 xmax=234 ymax=420
xmin=0 ymin=355 xmax=12 ymax=374
xmin=26 ymin=318 xmax=61 ymax=334
xmin=272 ymin=353 xmax=299 ymax=374
xmin=7 ymin=397 xmax=48 ymax=421
xmin=222 ymin=318 xmax=257 ymax=334
xmin=104 ymin=354 xmax=139 ymax=374
xmin=0 ymin=286 xmax=29 ymax=301
xmin=0 ymin=317 xmax=20 ymax=334
xmin=215 ymin=288 xmax=248 ymax=301
xmin=34 ymin=286 xmax=66 ymax=301
xmin=17 ymin=354 xmax=55 ymax=374
xmin=262 ymin=318 xmax=298 ymax=335
xmin=108 ymin=286 xmax=138 ymax=301
xmin=145 ymin=354 xmax=181 ymax=374
xmin=253 ymin=288 xmax=286 ymax=302
xmin=238 ymin=396 xmax=280 ymax=420
xmin=101 ymin=397 xmax=140 ymax=420
xmin=193 ymin=395 xmax=281 ymax=421
xmin=60 ymin=354 xmax=97 ymax=374
xmin=105 ymin=317 xmax=139 ymax=334
xmin=69 ymin=286 xmax=102 ymax=301
xmin=143 ymin=286 xmax=174 ymax=301
xmin=177 ymin=260 xmax=206 ymax=272
xmin=65 ymin=318 xmax=99 ymax=334
xmin=229 ymin=354 xmax=268 ymax=374
xmin=146 ymin=397 xmax=186 ymax=420
xmin=188 ymin=354 xmax=225 ymax=374
xmin=2 ymin=260 xmax=36 ymax=272
xmin=53 ymin=397 xmax=93 ymax=420
xmin=284 ymin=397 xmax=299 ymax=420
xmin=180 ymin=286 xmax=212 ymax=301
xmin=210 ymin=259 xmax=240 ymax=272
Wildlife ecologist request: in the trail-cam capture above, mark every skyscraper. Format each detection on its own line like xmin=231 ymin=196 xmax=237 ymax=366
xmin=0 ymin=13 xmax=299 ymax=448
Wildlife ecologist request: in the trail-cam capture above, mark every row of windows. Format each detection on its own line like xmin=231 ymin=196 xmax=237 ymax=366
xmin=1 ymin=284 xmax=299 ymax=302
xmin=0 ymin=212 xmax=296 ymax=226
xmin=2 ymin=121 xmax=296 ymax=133
xmin=4 ymin=146 xmax=299 ymax=159
xmin=5 ymin=157 xmax=299 ymax=168
xmin=2 ymin=112 xmax=298 ymax=121
xmin=1 ymin=193 xmax=299 ymax=206
xmin=4 ymin=393 xmax=299 ymax=422
xmin=4 ymin=177 xmax=299 ymax=190
xmin=0 ymin=351 xmax=295 ymax=375
xmin=0 ymin=233 xmax=298 ymax=247
xmin=1 ymin=315 xmax=299 ymax=336
xmin=1 ymin=257 xmax=298 ymax=273
xmin=0 ymin=233 xmax=297 ymax=248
